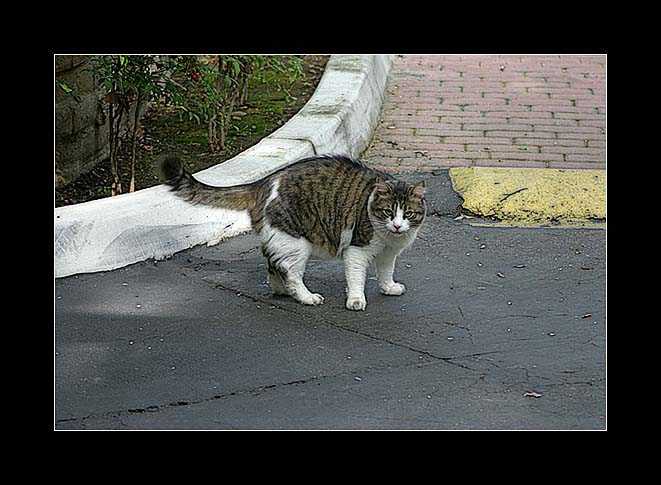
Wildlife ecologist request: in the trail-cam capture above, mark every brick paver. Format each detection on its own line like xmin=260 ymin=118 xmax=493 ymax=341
xmin=363 ymin=55 xmax=606 ymax=172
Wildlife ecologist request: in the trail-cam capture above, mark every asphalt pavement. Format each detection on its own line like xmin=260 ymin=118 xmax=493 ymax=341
xmin=54 ymin=172 xmax=606 ymax=430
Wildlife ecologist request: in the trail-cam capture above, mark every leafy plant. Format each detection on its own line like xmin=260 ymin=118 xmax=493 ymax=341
xmin=91 ymin=55 xmax=305 ymax=195
xmin=166 ymin=55 xmax=304 ymax=154
xmin=57 ymin=80 xmax=74 ymax=94
xmin=94 ymin=55 xmax=164 ymax=194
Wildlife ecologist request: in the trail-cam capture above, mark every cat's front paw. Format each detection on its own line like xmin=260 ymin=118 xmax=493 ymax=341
xmin=379 ymin=282 xmax=406 ymax=296
xmin=346 ymin=295 xmax=367 ymax=311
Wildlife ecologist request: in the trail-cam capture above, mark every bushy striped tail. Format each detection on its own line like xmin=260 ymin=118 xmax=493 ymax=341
xmin=157 ymin=155 xmax=258 ymax=212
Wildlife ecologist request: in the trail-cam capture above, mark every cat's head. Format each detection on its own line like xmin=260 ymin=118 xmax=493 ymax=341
xmin=368 ymin=178 xmax=426 ymax=236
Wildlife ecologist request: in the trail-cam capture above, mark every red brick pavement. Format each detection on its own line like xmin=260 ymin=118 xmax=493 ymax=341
xmin=363 ymin=55 xmax=606 ymax=172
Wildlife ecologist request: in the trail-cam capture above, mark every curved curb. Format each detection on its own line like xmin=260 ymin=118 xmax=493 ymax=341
xmin=55 ymin=55 xmax=394 ymax=278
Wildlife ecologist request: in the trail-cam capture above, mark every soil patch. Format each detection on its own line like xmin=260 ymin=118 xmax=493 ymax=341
xmin=55 ymin=55 xmax=329 ymax=207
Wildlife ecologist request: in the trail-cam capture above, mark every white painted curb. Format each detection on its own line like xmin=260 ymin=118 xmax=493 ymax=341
xmin=55 ymin=55 xmax=394 ymax=278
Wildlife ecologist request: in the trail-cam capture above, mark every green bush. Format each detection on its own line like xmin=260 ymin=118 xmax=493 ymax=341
xmin=85 ymin=55 xmax=303 ymax=195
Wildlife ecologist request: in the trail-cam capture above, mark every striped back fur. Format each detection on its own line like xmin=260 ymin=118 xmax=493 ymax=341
xmin=158 ymin=154 xmax=426 ymax=254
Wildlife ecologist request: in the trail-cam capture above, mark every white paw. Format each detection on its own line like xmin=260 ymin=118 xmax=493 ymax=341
xmin=299 ymin=292 xmax=325 ymax=306
xmin=379 ymin=282 xmax=406 ymax=296
xmin=346 ymin=295 xmax=367 ymax=311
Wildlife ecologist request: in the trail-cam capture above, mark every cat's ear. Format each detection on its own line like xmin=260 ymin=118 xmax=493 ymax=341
xmin=412 ymin=180 xmax=426 ymax=198
xmin=374 ymin=178 xmax=389 ymax=193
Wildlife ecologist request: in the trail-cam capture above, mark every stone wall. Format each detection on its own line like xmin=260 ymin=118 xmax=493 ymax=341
xmin=55 ymin=55 xmax=109 ymax=188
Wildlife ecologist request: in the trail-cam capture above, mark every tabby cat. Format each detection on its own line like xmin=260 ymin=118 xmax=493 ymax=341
xmin=159 ymin=154 xmax=426 ymax=311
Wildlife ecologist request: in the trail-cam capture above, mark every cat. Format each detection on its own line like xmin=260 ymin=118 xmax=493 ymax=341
xmin=158 ymin=154 xmax=426 ymax=311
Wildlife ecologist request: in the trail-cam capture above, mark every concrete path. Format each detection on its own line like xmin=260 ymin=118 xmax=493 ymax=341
xmin=55 ymin=174 xmax=606 ymax=430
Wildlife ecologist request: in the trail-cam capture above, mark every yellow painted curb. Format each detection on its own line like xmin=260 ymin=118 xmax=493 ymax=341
xmin=449 ymin=167 xmax=606 ymax=225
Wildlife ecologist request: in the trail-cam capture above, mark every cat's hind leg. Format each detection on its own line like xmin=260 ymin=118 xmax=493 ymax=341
xmin=261 ymin=224 xmax=324 ymax=306
xmin=283 ymin=268 xmax=324 ymax=306
xmin=266 ymin=261 xmax=288 ymax=296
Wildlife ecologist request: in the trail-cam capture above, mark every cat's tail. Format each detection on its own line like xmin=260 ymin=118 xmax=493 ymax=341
xmin=158 ymin=155 xmax=258 ymax=212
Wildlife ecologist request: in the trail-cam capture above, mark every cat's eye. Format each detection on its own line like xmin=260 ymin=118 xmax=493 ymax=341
xmin=404 ymin=211 xmax=415 ymax=219
xmin=381 ymin=209 xmax=393 ymax=218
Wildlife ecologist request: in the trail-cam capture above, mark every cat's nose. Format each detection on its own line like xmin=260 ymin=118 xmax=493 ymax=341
xmin=392 ymin=223 xmax=402 ymax=231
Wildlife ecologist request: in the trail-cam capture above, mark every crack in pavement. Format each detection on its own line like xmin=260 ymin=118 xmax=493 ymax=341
xmin=207 ymin=279 xmax=491 ymax=372
xmin=59 ymin=257 xmax=598 ymax=428
xmin=59 ymin=266 xmax=491 ymax=426
xmin=56 ymin=358 xmax=449 ymax=426
xmin=56 ymin=375 xmax=320 ymax=426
